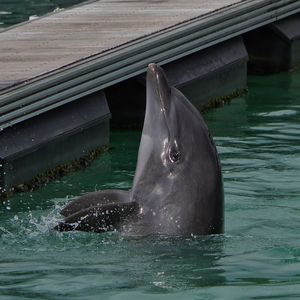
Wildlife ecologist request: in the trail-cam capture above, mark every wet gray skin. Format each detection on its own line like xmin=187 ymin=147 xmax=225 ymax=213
xmin=127 ymin=63 xmax=224 ymax=236
xmin=55 ymin=63 xmax=224 ymax=236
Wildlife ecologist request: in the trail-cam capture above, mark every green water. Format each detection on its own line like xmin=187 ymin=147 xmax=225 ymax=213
xmin=0 ymin=0 xmax=85 ymax=29
xmin=1 ymin=2 xmax=300 ymax=299
xmin=1 ymin=71 xmax=299 ymax=299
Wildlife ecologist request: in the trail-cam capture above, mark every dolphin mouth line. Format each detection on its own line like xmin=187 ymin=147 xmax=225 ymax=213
xmin=149 ymin=64 xmax=182 ymax=167
xmin=150 ymin=64 xmax=173 ymax=157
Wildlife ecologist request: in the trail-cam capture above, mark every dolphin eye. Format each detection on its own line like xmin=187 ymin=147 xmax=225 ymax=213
xmin=169 ymin=147 xmax=181 ymax=163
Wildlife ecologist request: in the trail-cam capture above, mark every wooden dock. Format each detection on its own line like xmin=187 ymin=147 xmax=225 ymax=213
xmin=0 ymin=0 xmax=240 ymax=84
xmin=1 ymin=0 xmax=300 ymax=129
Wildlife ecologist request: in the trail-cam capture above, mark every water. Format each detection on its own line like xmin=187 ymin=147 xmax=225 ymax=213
xmin=1 ymin=2 xmax=300 ymax=299
xmin=0 ymin=71 xmax=299 ymax=299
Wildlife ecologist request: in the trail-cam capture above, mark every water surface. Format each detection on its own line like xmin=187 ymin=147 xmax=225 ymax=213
xmin=1 ymin=71 xmax=300 ymax=299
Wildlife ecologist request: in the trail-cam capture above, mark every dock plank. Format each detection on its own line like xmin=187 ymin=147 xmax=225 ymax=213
xmin=0 ymin=0 xmax=241 ymax=84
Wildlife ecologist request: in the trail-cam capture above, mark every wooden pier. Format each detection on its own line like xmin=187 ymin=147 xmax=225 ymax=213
xmin=0 ymin=0 xmax=300 ymax=195
xmin=1 ymin=0 xmax=300 ymax=129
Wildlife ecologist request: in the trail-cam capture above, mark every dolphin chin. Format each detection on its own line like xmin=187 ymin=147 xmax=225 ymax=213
xmin=54 ymin=63 xmax=224 ymax=236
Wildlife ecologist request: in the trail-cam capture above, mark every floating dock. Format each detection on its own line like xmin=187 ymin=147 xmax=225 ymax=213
xmin=0 ymin=0 xmax=300 ymax=195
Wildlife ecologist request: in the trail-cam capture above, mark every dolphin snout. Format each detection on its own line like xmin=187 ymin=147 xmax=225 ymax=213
xmin=147 ymin=63 xmax=160 ymax=83
xmin=147 ymin=63 xmax=171 ymax=103
xmin=148 ymin=63 xmax=158 ymax=73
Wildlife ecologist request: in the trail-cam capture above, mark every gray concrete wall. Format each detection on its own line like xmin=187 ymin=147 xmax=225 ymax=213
xmin=167 ymin=37 xmax=248 ymax=109
xmin=0 ymin=91 xmax=110 ymax=195
xmin=106 ymin=37 xmax=248 ymax=128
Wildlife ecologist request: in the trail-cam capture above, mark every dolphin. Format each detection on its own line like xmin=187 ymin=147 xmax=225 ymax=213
xmin=54 ymin=63 xmax=224 ymax=236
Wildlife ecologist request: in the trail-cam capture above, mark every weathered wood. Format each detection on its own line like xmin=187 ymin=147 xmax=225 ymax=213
xmin=0 ymin=0 xmax=299 ymax=130
xmin=0 ymin=0 xmax=241 ymax=85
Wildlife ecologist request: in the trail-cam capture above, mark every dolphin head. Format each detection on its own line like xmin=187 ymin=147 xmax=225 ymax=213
xmin=130 ymin=63 xmax=224 ymax=236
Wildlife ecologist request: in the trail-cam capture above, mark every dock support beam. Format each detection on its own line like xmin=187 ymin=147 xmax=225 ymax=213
xmin=106 ymin=37 xmax=248 ymax=128
xmin=2 ymin=13 xmax=300 ymax=196
xmin=166 ymin=37 xmax=248 ymax=109
xmin=0 ymin=92 xmax=110 ymax=196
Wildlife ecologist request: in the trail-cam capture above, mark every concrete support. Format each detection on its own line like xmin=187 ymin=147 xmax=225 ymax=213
xmin=106 ymin=79 xmax=146 ymax=129
xmin=244 ymin=13 xmax=300 ymax=74
xmin=106 ymin=37 xmax=248 ymax=128
xmin=166 ymin=37 xmax=248 ymax=109
xmin=0 ymin=91 xmax=110 ymax=195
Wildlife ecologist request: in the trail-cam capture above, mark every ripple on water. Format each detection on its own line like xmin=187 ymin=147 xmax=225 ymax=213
xmin=257 ymin=109 xmax=298 ymax=117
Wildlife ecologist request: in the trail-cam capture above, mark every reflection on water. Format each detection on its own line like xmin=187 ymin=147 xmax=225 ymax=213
xmin=0 ymin=0 xmax=85 ymax=29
